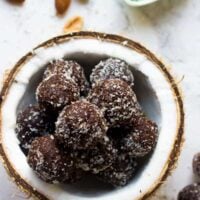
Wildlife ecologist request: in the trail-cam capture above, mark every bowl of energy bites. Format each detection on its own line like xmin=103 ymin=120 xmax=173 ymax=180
xmin=0 ymin=32 xmax=184 ymax=200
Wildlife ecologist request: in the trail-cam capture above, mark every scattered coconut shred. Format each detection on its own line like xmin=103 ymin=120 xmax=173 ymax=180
xmin=63 ymin=16 xmax=84 ymax=34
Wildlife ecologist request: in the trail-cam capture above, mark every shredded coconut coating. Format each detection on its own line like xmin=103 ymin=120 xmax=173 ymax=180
xmin=55 ymin=100 xmax=108 ymax=150
xmin=193 ymin=153 xmax=200 ymax=178
xmin=90 ymin=58 xmax=134 ymax=87
xmin=88 ymin=79 xmax=141 ymax=127
xmin=43 ymin=59 xmax=89 ymax=95
xmin=120 ymin=116 xmax=158 ymax=157
xmin=71 ymin=136 xmax=118 ymax=174
xmin=178 ymin=183 xmax=200 ymax=200
xmin=97 ymin=154 xmax=137 ymax=187
xmin=27 ymin=135 xmax=83 ymax=183
xmin=36 ymin=74 xmax=80 ymax=110
xmin=16 ymin=104 xmax=55 ymax=153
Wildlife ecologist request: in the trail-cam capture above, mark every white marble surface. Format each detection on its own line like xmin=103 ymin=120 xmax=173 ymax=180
xmin=0 ymin=0 xmax=200 ymax=199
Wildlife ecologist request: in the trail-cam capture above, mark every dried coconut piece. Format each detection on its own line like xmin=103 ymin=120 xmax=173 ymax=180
xmin=88 ymin=79 xmax=141 ymax=127
xmin=16 ymin=104 xmax=55 ymax=154
xmin=193 ymin=153 xmax=200 ymax=178
xmin=90 ymin=58 xmax=134 ymax=87
xmin=63 ymin=16 xmax=84 ymax=34
xmin=36 ymin=74 xmax=80 ymax=111
xmin=55 ymin=0 xmax=71 ymax=15
xmin=71 ymin=136 xmax=118 ymax=174
xmin=27 ymin=135 xmax=83 ymax=183
xmin=55 ymin=100 xmax=108 ymax=150
xmin=120 ymin=116 xmax=158 ymax=157
xmin=178 ymin=183 xmax=200 ymax=200
xmin=97 ymin=154 xmax=137 ymax=187
xmin=43 ymin=59 xmax=89 ymax=95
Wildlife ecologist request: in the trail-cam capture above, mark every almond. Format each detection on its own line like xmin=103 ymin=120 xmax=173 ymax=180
xmin=63 ymin=16 xmax=84 ymax=34
xmin=7 ymin=0 xmax=25 ymax=3
xmin=55 ymin=0 xmax=71 ymax=15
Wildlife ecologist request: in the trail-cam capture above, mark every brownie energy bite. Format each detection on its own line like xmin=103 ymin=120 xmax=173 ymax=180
xmin=27 ymin=135 xmax=83 ymax=183
xmin=71 ymin=136 xmax=118 ymax=174
xmin=88 ymin=79 xmax=141 ymax=127
xmin=107 ymin=116 xmax=158 ymax=157
xmin=97 ymin=154 xmax=138 ymax=187
xmin=44 ymin=59 xmax=89 ymax=95
xmin=193 ymin=153 xmax=200 ymax=178
xmin=36 ymin=74 xmax=80 ymax=110
xmin=120 ymin=116 xmax=158 ymax=157
xmin=178 ymin=183 xmax=200 ymax=200
xmin=16 ymin=104 xmax=55 ymax=153
xmin=55 ymin=100 xmax=108 ymax=150
xmin=90 ymin=58 xmax=134 ymax=87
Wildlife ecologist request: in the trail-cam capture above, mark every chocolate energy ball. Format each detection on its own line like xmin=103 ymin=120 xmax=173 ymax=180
xmin=90 ymin=58 xmax=134 ymax=87
xmin=88 ymin=79 xmax=141 ymax=127
xmin=36 ymin=74 xmax=80 ymax=110
xmin=43 ymin=59 xmax=89 ymax=95
xmin=97 ymin=154 xmax=137 ymax=187
xmin=27 ymin=135 xmax=83 ymax=183
xmin=193 ymin=153 xmax=200 ymax=178
xmin=55 ymin=100 xmax=108 ymax=150
xmin=120 ymin=116 xmax=158 ymax=157
xmin=16 ymin=104 xmax=55 ymax=153
xmin=178 ymin=183 xmax=200 ymax=200
xmin=71 ymin=136 xmax=118 ymax=174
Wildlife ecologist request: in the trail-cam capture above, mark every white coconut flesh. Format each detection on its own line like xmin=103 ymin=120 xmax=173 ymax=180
xmin=1 ymin=38 xmax=177 ymax=200
xmin=124 ymin=0 xmax=158 ymax=7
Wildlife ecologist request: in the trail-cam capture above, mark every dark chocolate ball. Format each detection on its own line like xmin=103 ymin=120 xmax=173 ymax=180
xmin=97 ymin=154 xmax=137 ymax=187
xmin=43 ymin=59 xmax=89 ymax=95
xmin=27 ymin=135 xmax=83 ymax=183
xmin=88 ymin=79 xmax=141 ymax=127
xmin=16 ymin=104 xmax=55 ymax=152
xmin=178 ymin=183 xmax=200 ymax=200
xmin=55 ymin=100 xmax=108 ymax=150
xmin=90 ymin=58 xmax=134 ymax=87
xmin=36 ymin=74 xmax=80 ymax=110
xmin=193 ymin=153 xmax=200 ymax=178
xmin=120 ymin=116 xmax=158 ymax=157
xmin=71 ymin=136 xmax=118 ymax=174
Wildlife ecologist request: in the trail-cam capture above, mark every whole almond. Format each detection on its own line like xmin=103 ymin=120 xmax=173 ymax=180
xmin=55 ymin=0 xmax=71 ymax=15
xmin=63 ymin=16 xmax=84 ymax=34
xmin=7 ymin=0 xmax=25 ymax=3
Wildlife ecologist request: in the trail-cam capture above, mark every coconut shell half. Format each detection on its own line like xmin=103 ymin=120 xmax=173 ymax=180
xmin=0 ymin=32 xmax=184 ymax=200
